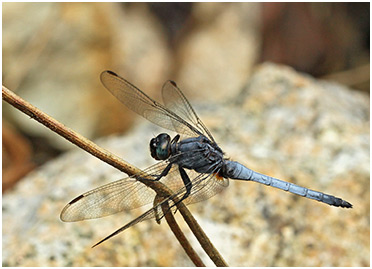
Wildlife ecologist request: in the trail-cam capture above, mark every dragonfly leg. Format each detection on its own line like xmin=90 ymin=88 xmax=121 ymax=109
xmin=178 ymin=166 xmax=192 ymax=202
xmin=143 ymin=163 xmax=173 ymax=181
xmin=155 ymin=162 xmax=173 ymax=180
xmin=153 ymin=165 xmax=192 ymax=221
xmin=163 ymin=166 xmax=192 ymax=217
xmin=171 ymin=134 xmax=180 ymax=144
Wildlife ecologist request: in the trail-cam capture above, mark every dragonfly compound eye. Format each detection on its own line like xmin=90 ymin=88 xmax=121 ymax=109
xmin=150 ymin=133 xmax=171 ymax=160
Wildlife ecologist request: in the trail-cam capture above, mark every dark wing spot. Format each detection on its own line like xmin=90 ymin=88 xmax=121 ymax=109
xmin=68 ymin=195 xmax=84 ymax=204
xmin=169 ymin=80 xmax=177 ymax=87
xmin=106 ymin=70 xmax=118 ymax=76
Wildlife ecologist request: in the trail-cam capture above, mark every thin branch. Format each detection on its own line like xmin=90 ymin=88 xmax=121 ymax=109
xmin=161 ymin=199 xmax=205 ymax=267
xmin=2 ymin=85 xmax=227 ymax=267
xmin=178 ymin=205 xmax=228 ymax=266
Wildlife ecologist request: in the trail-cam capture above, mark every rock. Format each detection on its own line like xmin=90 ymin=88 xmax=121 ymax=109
xmin=3 ymin=63 xmax=369 ymax=266
xmin=2 ymin=3 xmax=171 ymax=148
xmin=175 ymin=2 xmax=260 ymax=102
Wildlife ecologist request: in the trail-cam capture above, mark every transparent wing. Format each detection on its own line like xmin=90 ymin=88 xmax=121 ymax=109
xmin=181 ymin=170 xmax=229 ymax=205
xmin=162 ymin=80 xmax=216 ymax=142
xmin=92 ymin=167 xmax=229 ymax=247
xmin=100 ymin=71 xmax=204 ymax=138
xmin=60 ymin=144 xmax=229 ymax=223
xmin=60 ymin=161 xmax=176 ymax=222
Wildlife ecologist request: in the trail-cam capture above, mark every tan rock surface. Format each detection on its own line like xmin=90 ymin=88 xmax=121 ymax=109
xmin=3 ymin=64 xmax=369 ymax=266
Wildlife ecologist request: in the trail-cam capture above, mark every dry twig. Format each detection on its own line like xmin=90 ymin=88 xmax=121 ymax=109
xmin=2 ymin=85 xmax=227 ymax=267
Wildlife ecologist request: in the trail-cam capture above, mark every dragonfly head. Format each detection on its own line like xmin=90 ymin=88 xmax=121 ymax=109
xmin=150 ymin=133 xmax=171 ymax=160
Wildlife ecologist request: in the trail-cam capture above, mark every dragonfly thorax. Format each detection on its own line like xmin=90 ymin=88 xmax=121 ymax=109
xmin=150 ymin=133 xmax=172 ymax=160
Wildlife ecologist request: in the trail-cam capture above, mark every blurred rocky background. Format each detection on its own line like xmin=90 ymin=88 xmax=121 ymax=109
xmin=2 ymin=2 xmax=369 ymax=266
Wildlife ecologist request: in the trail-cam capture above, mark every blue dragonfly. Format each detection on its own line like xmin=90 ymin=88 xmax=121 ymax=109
xmin=60 ymin=71 xmax=352 ymax=247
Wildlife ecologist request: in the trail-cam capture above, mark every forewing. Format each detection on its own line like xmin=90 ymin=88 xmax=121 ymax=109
xmin=60 ymin=162 xmax=174 ymax=222
xmin=162 ymin=80 xmax=216 ymax=142
xmin=100 ymin=71 xmax=201 ymax=137
xmin=90 ymin=165 xmax=229 ymax=246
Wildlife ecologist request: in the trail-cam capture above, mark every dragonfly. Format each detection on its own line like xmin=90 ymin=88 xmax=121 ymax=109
xmin=60 ymin=70 xmax=352 ymax=247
